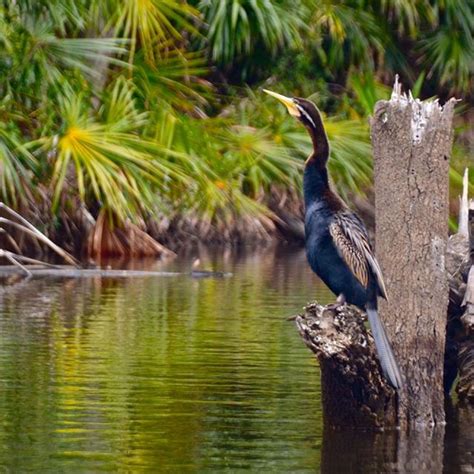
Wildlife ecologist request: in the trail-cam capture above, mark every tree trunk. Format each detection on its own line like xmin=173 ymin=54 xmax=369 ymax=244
xmin=370 ymin=79 xmax=456 ymax=427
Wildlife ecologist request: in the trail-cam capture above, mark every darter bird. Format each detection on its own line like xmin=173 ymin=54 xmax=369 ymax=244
xmin=264 ymin=89 xmax=402 ymax=389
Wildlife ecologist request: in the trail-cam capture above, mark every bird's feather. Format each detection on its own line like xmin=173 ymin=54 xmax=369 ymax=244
xmin=329 ymin=211 xmax=388 ymax=299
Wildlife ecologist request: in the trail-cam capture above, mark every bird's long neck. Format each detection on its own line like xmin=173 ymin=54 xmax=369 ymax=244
xmin=306 ymin=113 xmax=330 ymax=166
xmin=302 ymin=114 xmax=333 ymax=205
xmin=303 ymin=162 xmax=329 ymax=205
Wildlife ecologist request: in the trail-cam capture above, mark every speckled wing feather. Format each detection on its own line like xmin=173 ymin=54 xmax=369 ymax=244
xmin=329 ymin=211 xmax=388 ymax=299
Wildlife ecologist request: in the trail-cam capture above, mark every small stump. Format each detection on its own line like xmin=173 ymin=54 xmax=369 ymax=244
xmin=295 ymin=303 xmax=397 ymax=429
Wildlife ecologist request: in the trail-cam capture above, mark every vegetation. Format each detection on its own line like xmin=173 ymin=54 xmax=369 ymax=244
xmin=0 ymin=1 xmax=472 ymax=256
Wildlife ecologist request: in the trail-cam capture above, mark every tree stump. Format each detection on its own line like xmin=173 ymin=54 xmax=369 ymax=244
xmin=319 ymin=423 xmax=447 ymax=473
xmin=294 ymin=79 xmax=459 ymax=430
xmin=295 ymin=303 xmax=397 ymax=428
xmin=370 ymin=79 xmax=456 ymax=427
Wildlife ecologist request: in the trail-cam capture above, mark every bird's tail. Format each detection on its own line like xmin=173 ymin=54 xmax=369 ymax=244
xmin=366 ymin=306 xmax=403 ymax=389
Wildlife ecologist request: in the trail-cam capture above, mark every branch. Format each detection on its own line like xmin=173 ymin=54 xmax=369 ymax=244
xmin=0 ymin=204 xmax=79 ymax=267
xmin=0 ymin=250 xmax=32 ymax=277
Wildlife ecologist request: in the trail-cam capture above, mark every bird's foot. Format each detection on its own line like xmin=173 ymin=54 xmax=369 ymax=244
xmin=325 ymin=294 xmax=346 ymax=311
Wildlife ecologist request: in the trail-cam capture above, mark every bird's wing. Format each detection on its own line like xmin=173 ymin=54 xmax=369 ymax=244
xmin=329 ymin=212 xmax=388 ymax=299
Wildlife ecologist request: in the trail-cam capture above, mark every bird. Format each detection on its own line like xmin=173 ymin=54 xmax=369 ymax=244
xmin=264 ymin=89 xmax=402 ymax=389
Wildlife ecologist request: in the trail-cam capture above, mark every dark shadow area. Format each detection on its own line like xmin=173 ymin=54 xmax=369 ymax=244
xmin=321 ymin=404 xmax=474 ymax=473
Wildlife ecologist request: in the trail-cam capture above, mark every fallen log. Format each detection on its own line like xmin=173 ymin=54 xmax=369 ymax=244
xmin=0 ymin=265 xmax=232 ymax=279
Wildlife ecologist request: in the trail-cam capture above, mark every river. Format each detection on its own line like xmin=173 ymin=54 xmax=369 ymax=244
xmin=0 ymin=247 xmax=472 ymax=472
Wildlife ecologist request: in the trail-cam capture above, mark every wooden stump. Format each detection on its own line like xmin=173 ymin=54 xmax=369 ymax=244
xmin=295 ymin=303 xmax=397 ymax=428
xmin=370 ymin=80 xmax=456 ymax=427
xmin=320 ymin=425 xmax=445 ymax=473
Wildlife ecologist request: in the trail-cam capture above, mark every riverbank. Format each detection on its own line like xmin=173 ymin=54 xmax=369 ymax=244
xmin=0 ymin=190 xmax=307 ymax=261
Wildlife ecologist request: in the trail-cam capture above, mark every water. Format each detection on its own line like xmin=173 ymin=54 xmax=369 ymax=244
xmin=0 ymin=247 xmax=472 ymax=473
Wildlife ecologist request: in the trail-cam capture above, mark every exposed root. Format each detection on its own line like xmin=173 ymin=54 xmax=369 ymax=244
xmin=0 ymin=202 xmax=79 ymax=275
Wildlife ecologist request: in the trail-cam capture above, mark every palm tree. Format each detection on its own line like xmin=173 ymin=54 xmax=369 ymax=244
xmin=0 ymin=0 xmax=471 ymax=258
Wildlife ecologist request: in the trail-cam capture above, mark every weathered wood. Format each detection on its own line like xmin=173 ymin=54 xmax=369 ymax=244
xmin=370 ymin=80 xmax=456 ymax=427
xmin=295 ymin=303 xmax=397 ymax=428
xmin=0 ymin=203 xmax=79 ymax=266
xmin=445 ymin=169 xmax=471 ymax=395
xmin=457 ymin=199 xmax=474 ymax=402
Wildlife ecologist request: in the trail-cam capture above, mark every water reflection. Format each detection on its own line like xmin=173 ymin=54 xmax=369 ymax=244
xmin=321 ymin=405 xmax=474 ymax=474
xmin=444 ymin=405 xmax=474 ymax=474
xmin=0 ymin=246 xmax=472 ymax=472
xmin=0 ymin=247 xmax=325 ymax=471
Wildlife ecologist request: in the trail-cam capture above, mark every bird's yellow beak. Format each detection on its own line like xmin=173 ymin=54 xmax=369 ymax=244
xmin=263 ymin=89 xmax=301 ymax=118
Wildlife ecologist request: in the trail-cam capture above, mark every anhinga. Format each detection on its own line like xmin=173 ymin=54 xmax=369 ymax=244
xmin=264 ymin=89 xmax=402 ymax=389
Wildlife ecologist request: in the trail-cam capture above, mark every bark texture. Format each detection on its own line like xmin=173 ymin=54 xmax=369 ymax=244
xmin=458 ymin=204 xmax=474 ymax=400
xmin=295 ymin=303 xmax=397 ymax=428
xmin=445 ymin=170 xmax=473 ymax=401
xmin=457 ymin=207 xmax=474 ymax=402
xmin=445 ymin=232 xmax=470 ymax=394
xmin=370 ymin=81 xmax=456 ymax=427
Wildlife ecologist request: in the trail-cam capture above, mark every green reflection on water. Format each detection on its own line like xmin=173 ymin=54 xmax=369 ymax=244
xmin=0 ymin=247 xmax=331 ymax=472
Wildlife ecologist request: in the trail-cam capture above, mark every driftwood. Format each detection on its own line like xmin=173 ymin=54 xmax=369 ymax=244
xmin=0 ymin=265 xmax=232 ymax=279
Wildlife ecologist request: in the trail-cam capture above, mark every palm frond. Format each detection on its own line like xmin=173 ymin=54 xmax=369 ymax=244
xmin=100 ymin=77 xmax=148 ymax=132
xmin=44 ymin=92 xmax=189 ymax=221
xmin=104 ymin=0 xmax=200 ymax=65
xmin=198 ymin=0 xmax=305 ymax=65
xmin=134 ymin=47 xmax=211 ymax=113
xmin=419 ymin=28 xmax=474 ymax=93
xmin=0 ymin=126 xmax=37 ymax=206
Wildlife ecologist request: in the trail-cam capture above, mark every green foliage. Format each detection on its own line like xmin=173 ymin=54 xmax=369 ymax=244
xmin=420 ymin=0 xmax=474 ymax=92
xmin=197 ymin=0 xmax=304 ymax=67
xmin=104 ymin=0 xmax=200 ymax=64
xmin=45 ymin=87 xmax=188 ymax=220
xmin=0 ymin=0 xmax=472 ymax=245
xmin=0 ymin=123 xmax=36 ymax=206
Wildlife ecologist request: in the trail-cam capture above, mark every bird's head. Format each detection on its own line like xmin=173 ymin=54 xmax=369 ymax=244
xmin=263 ymin=89 xmax=329 ymax=162
xmin=263 ymin=89 xmax=321 ymax=132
